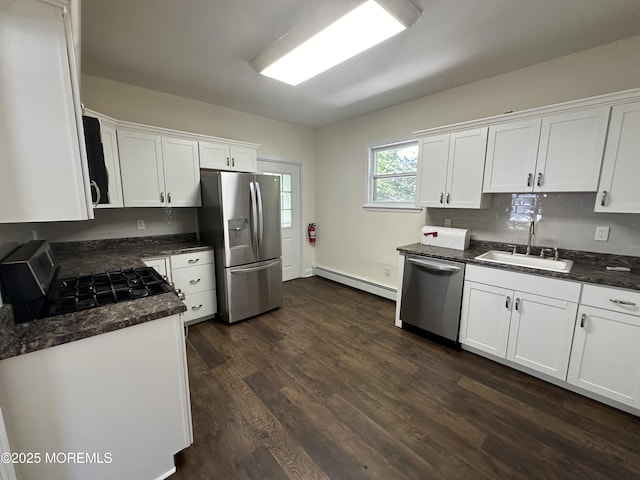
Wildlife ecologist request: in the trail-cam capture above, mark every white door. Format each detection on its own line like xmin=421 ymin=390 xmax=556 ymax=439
xmin=446 ymin=127 xmax=488 ymax=208
xmin=258 ymin=160 xmax=302 ymax=282
xmin=415 ymin=134 xmax=449 ymax=207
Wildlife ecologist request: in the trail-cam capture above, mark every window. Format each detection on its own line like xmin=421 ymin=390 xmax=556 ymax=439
xmin=366 ymin=140 xmax=419 ymax=209
xmin=263 ymin=171 xmax=293 ymax=227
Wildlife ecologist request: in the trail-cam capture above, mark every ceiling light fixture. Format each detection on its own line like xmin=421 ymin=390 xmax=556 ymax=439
xmin=250 ymin=0 xmax=421 ymax=86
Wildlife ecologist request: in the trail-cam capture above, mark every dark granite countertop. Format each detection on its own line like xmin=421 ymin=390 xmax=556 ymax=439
xmin=0 ymin=234 xmax=213 ymax=361
xmin=398 ymin=241 xmax=640 ymax=291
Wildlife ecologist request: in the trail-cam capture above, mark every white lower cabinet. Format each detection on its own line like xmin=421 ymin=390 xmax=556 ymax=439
xmin=460 ymin=265 xmax=580 ymax=380
xmin=0 ymin=315 xmax=191 ymax=480
xmin=567 ymin=285 xmax=640 ymax=408
xmin=170 ymin=250 xmax=217 ymax=325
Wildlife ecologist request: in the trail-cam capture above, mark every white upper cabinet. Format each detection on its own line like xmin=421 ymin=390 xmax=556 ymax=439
xmin=483 ymin=106 xmax=609 ymax=193
xmin=161 ymin=137 xmax=201 ymax=207
xmin=416 ymin=127 xmax=488 ymax=208
xmin=483 ymin=118 xmax=541 ymax=193
xmin=199 ymin=141 xmax=257 ymax=172
xmin=594 ymin=101 xmax=640 ymax=213
xmin=118 ymin=128 xmax=201 ymax=208
xmin=0 ymin=0 xmax=93 ymax=223
xmin=536 ymin=107 xmax=610 ymax=192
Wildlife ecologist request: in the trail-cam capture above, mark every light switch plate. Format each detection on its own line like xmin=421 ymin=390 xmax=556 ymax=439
xmin=136 ymin=220 xmax=146 ymax=230
xmin=595 ymin=226 xmax=609 ymax=241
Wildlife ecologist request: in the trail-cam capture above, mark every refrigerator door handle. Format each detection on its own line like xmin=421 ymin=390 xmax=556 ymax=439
xmin=249 ymin=181 xmax=259 ymax=250
xmin=255 ymin=181 xmax=264 ymax=248
xmin=230 ymin=259 xmax=281 ymax=274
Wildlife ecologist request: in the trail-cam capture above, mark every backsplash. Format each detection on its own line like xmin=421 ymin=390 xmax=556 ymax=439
xmin=426 ymin=192 xmax=640 ymax=257
xmin=0 ymin=208 xmax=197 ymax=246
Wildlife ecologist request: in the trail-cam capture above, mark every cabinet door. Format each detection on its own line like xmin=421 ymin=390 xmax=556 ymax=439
xmin=446 ymin=127 xmax=488 ymax=208
xmin=118 ymin=129 xmax=165 ymax=207
xmin=535 ymin=107 xmax=609 ymax=192
xmin=568 ymin=306 xmax=640 ymax=408
xmin=199 ymin=141 xmax=230 ymax=169
xmin=594 ymin=101 xmax=640 ymax=213
xmin=415 ymin=134 xmax=449 ymax=207
xmin=95 ymin=123 xmax=124 ymax=208
xmin=162 ymin=137 xmax=201 ymax=207
xmin=483 ymin=118 xmax=541 ymax=193
xmin=230 ymin=145 xmax=257 ymax=172
xmin=506 ymin=293 xmax=577 ymax=380
xmin=0 ymin=0 xmax=92 ymax=223
xmin=460 ymin=281 xmax=512 ymax=358
xmin=142 ymin=257 xmax=169 ymax=281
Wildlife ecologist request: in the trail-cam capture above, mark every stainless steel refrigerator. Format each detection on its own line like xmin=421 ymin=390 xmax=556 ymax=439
xmin=199 ymin=171 xmax=282 ymax=323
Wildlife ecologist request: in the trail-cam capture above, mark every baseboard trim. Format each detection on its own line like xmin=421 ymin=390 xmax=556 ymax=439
xmin=314 ymin=267 xmax=397 ymax=301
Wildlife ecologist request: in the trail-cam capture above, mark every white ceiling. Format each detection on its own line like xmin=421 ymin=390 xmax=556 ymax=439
xmin=81 ymin=0 xmax=640 ymax=128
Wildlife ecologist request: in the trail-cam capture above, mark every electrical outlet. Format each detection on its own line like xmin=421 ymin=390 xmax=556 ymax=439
xmin=444 ymin=218 xmax=452 ymax=227
xmin=594 ymin=226 xmax=609 ymax=241
xmin=384 ymin=266 xmax=391 ymax=277
xmin=136 ymin=220 xmax=146 ymax=230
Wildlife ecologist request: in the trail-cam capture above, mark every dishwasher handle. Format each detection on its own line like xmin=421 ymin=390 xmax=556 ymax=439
xmin=407 ymin=256 xmax=462 ymax=272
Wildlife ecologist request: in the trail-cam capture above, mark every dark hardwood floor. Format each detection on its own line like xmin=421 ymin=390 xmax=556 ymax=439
xmin=173 ymin=277 xmax=640 ymax=480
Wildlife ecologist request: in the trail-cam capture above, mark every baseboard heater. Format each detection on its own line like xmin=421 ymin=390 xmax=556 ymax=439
xmin=313 ymin=267 xmax=396 ymax=301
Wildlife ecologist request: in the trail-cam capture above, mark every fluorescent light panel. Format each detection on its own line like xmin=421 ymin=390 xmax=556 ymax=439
xmin=255 ymin=0 xmax=414 ymax=86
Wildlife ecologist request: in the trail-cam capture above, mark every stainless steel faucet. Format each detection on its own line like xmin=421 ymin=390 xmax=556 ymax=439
xmin=526 ymin=221 xmax=535 ymax=255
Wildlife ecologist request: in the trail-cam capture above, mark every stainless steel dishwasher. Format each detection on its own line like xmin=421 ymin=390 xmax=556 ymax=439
xmin=399 ymin=255 xmax=465 ymax=345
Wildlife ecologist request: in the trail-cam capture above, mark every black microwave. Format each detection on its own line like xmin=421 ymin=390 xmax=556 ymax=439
xmin=0 ymin=240 xmax=59 ymax=323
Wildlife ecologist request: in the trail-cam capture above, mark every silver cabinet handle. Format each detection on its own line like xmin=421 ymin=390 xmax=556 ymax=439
xmin=609 ymin=298 xmax=637 ymax=306
xmin=580 ymin=313 xmax=586 ymax=328
xmin=527 ymin=173 xmax=532 ymax=187
xmin=160 ymin=192 xmax=165 ymax=203
xmin=167 ymin=192 xmax=172 ymax=204
xmin=189 ymin=278 xmax=201 ymax=284
xmin=446 ymin=193 xmax=450 ymax=204
xmin=187 ymin=258 xmax=200 ymax=264
xmin=601 ymin=191 xmax=607 ymax=207
xmin=226 ymin=156 xmax=230 ymax=166
xmin=90 ymin=180 xmax=101 ymax=207
xmin=439 ymin=192 xmax=444 ymax=204
xmin=515 ymin=298 xmax=520 ymax=311
xmin=191 ymin=304 xmax=203 ymax=310
xmin=232 ymin=157 xmax=235 ymax=167
xmin=537 ymin=172 xmax=543 ymax=187
xmin=505 ymin=296 xmax=511 ymax=309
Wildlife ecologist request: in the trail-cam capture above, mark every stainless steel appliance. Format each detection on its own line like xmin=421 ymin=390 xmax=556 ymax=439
xmin=399 ymin=255 xmax=465 ymax=346
xmin=199 ymin=171 xmax=282 ymax=324
xmin=0 ymin=240 xmax=174 ymax=323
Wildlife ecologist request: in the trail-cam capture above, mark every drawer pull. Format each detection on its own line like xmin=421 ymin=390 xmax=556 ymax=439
xmin=505 ymin=296 xmax=511 ymax=310
xmin=609 ymin=298 xmax=637 ymax=307
xmin=514 ymin=298 xmax=520 ymax=311
xmin=189 ymin=278 xmax=201 ymax=284
xmin=187 ymin=258 xmax=200 ymax=264
xmin=191 ymin=304 xmax=203 ymax=310
xmin=580 ymin=313 xmax=586 ymax=328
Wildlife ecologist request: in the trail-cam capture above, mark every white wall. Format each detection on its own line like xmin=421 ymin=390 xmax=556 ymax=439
xmin=315 ymin=35 xmax=640 ymax=289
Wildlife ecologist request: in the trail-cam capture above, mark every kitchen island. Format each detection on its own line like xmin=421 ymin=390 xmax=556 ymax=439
xmin=0 ymin=235 xmax=208 ymax=480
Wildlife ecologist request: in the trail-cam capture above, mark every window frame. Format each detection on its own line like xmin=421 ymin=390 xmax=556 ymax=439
xmin=364 ymin=139 xmax=422 ymax=212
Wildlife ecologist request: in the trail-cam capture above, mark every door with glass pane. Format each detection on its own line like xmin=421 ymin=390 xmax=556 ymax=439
xmin=257 ymin=160 xmax=302 ymax=281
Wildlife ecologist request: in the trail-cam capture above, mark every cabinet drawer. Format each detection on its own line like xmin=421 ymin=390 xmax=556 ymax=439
xmin=581 ymin=284 xmax=640 ymax=316
xmin=171 ymin=250 xmax=214 ymax=269
xmin=172 ymin=264 xmax=215 ymax=295
xmin=182 ymin=290 xmax=217 ymax=323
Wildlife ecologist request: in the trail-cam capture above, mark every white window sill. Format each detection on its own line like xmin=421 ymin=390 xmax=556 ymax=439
xmin=363 ymin=204 xmax=423 ymax=213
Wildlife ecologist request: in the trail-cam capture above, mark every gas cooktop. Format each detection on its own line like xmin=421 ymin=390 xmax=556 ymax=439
xmin=44 ymin=267 xmax=173 ymax=318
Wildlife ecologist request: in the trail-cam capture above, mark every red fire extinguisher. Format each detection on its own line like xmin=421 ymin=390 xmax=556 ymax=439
xmin=308 ymin=223 xmax=316 ymax=245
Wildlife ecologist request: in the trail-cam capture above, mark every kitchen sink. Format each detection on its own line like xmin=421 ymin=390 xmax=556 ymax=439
xmin=474 ymin=250 xmax=574 ymax=273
